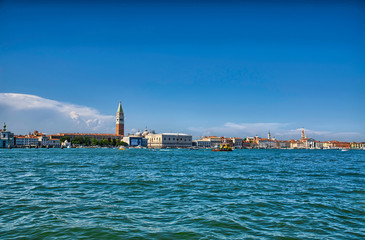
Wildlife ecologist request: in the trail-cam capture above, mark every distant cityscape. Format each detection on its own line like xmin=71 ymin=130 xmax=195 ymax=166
xmin=1 ymin=101 xmax=364 ymax=150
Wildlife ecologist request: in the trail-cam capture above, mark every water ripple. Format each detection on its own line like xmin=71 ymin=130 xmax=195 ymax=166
xmin=0 ymin=148 xmax=364 ymax=239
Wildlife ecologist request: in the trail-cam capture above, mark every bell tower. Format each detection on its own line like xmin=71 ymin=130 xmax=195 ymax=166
xmin=116 ymin=101 xmax=124 ymax=136
xmin=301 ymin=129 xmax=306 ymax=140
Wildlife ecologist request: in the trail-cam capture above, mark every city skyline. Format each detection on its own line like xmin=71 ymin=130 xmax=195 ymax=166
xmin=1 ymin=1 xmax=364 ymax=141
xmin=0 ymin=92 xmax=363 ymax=142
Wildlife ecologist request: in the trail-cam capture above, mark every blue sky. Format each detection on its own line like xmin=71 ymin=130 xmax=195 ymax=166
xmin=0 ymin=1 xmax=364 ymax=141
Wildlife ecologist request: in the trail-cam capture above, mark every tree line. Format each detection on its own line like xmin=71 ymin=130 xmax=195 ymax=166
xmin=60 ymin=136 xmax=128 ymax=147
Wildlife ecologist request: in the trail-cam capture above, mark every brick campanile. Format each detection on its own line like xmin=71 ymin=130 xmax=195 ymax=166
xmin=116 ymin=101 xmax=124 ymax=136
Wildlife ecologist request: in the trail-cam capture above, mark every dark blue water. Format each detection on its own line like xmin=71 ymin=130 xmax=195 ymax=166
xmin=1 ymin=149 xmax=364 ymax=239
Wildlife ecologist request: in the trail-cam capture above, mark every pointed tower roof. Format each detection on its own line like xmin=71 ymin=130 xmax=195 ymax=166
xmin=117 ymin=101 xmax=124 ymax=114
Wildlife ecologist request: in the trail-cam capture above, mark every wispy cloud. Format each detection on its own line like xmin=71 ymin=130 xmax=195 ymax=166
xmin=0 ymin=93 xmax=114 ymax=134
xmin=188 ymin=122 xmax=365 ymax=141
xmin=188 ymin=122 xmax=288 ymax=138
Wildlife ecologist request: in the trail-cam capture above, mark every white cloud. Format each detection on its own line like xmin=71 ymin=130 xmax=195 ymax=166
xmin=69 ymin=111 xmax=79 ymax=120
xmin=188 ymin=122 xmax=365 ymax=141
xmin=188 ymin=122 xmax=288 ymax=138
xmin=0 ymin=93 xmax=115 ymax=134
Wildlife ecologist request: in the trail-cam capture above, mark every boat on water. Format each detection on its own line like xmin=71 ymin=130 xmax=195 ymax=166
xmin=119 ymin=146 xmax=127 ymax=150
xmin=212 ymin=144 xmax=232 ymax=152
xmin=341 ymin=148 xmax=350 ymax=152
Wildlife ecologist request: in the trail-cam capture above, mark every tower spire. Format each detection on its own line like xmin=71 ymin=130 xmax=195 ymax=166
xmin=116 ymin=101 xmax=124 ymax=136
xmin=117 ymin=100 xmax=124 ymax=114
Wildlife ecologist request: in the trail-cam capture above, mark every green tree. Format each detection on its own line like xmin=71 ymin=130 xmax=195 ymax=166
xmin=60 ymin=136 xmax=70 ymax=143
xmin=101 ymin=139 xmax=109 ymax=146
xmin=84 ymin=137 xmax=90 ymax=146
xmin=116 ymin=140 xmax=128 ymax=146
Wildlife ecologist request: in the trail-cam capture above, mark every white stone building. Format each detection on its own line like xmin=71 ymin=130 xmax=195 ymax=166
xmin=303 ymin=138 xmax=316 ymax=149
xmin=146 ymin=133 xmax=192 ymax=148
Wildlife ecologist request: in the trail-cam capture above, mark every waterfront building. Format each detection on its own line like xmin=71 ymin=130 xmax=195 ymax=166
xmin=231 ymin=137 xmax=243 ymax=149
xmin=302 ymin=138 xmax=316 ymax=149
xmin=48 ymin=138 xmax=60 ymax=147
xmin=296 ymin=141 xmax=306 ymax=149
xmin=221 ymin=137 xmax=233 ymax=147
xmin=276 ymin=140 xmax=290 ymax=149
xmin=289 ymin=140 xmax=298 ymax=149
xmin=0 ymin=123 xmax=14 ymax=148
xmin=322 ymin=141 xmax=334 ymax=149
xmin=13 ymin=130 xmax=60 ymax=148
xmin=15 ymin=135 xmax=39 ymax=147
xmin=257 ymin=138 xmax=276 ymax=149
xmin=333 ymin=141 xmax=351 ymax=149
xmin=146 ymin=132 xmax=192 ymax=148
xmin=322 ymin=141 xmax=349 ymax=149
xmin=315 ymin=141 xmax=323 ymax=149
xmin=122 ymin=130 xmax=148 ymax=147
xmin=351 ymin=142 xmax=365 ymax=149
xmin=116 ymin=101 xmax=124 ymax=136
xmin=122 ymin=136 xmax=147 ymax=147
xmin=193 ymin=139 xmax=211 ymax=148
xmin=199 ymin=136 xmax=221 ymax=148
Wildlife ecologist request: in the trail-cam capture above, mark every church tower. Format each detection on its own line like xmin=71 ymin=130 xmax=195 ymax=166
xmin=301 ymin=129 xmax=306 ymax=140
xmin=116 ymin=101 xmax=124 ymax=136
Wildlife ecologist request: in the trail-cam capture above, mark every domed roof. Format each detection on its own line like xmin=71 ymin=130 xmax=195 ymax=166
xmin=135 ymin=130 xmax=142 ymax=136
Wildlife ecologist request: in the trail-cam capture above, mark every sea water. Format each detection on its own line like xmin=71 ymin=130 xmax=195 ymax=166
xmin=0 ymin=148 xmax=364 ymax=239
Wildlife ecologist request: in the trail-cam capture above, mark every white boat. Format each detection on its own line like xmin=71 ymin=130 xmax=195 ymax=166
xmin=341 ymin=148 xmax=349 ymax=152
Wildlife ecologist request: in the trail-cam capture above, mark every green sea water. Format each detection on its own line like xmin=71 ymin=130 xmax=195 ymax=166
xmin=1 ymin=148 xmax=364 ymax=239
